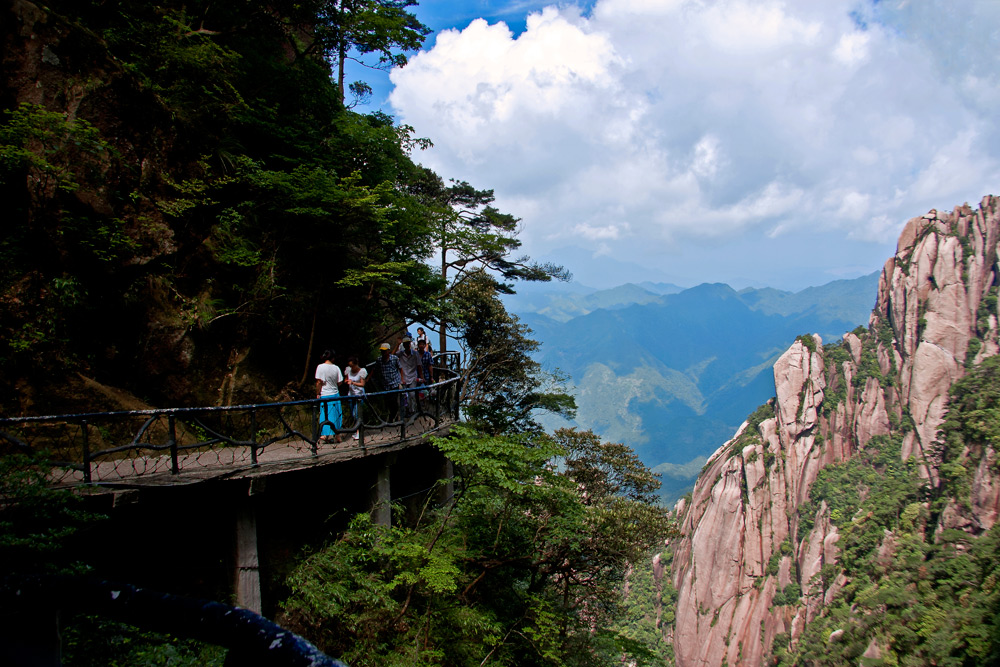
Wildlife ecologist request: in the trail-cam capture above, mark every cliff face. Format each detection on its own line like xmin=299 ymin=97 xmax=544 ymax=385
xmin=667 ymin=196 xmax=1000 ymax=666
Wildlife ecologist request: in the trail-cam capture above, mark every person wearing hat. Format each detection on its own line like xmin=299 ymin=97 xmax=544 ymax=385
xmin=376 ymin=342 xmax=402 ymax=391
xmin=376 ymin=341 xmax=403 ymax=420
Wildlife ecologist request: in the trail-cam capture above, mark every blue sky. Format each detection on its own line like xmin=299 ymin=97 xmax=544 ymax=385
xmin=347 ymin=0 xmax=1000 ymax=291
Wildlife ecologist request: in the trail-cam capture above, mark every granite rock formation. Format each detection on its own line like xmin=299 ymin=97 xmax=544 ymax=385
xmin=665 ymin=196 xmax=1000 ymax=666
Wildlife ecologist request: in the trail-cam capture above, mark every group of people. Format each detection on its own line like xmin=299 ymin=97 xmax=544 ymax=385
xmin=314 ymin=327 xmax=436 ymax=443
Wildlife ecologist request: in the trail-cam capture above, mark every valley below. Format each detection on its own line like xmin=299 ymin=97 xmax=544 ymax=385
xmin=504 ymin=272 xmax=880 ymax=504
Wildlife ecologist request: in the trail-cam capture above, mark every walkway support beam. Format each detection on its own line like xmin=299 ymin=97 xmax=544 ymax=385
xmin=373 ymin=455 xmax=393 ymax=526
xmin=235 ymin=479 xmax=264 ymax=614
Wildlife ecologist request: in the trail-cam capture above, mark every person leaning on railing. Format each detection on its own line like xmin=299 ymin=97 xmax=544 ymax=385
xmin=344 ymin=356 xmax=367 ymax=441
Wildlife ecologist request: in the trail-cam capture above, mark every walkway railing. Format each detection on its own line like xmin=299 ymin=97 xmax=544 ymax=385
xmin=0 ymin=356 xmax=462 ymax=487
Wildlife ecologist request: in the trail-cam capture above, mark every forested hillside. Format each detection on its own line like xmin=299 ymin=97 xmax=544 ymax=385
xmin=504 ymin=274 xmax=878 ymax=504
xmin=1 ymin=0 xmax=561 ymax=415
xmin=0 ymin=3 xmax=679 ymax=666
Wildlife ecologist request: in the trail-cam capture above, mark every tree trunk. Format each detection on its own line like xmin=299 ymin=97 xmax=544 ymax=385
xmin=336 ymin=0 xmax=347 ymax=104
xmin=337 ymin=38 xmax=346 ymax=104
xmin=300 ymin=300 xmax=319 ymax=386
xmin=439 ymin=235 xmax=448 ymax=352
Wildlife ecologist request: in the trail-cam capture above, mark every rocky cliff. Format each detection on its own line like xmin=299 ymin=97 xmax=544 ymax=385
xmin=666 ymin=196 xmax=1000 ymax=666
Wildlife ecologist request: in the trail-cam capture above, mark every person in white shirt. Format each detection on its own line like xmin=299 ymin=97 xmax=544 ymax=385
xmin=315 ymin=349 xmax=344 ymax=443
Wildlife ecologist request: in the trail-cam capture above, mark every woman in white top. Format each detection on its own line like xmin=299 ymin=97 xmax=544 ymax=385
xmin=344 ymin=356 xmax=367 ymax=440
xmin=315 ymin=349 xmax=344 ymax=443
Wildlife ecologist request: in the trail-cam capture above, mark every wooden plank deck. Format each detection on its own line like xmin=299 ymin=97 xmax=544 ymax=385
xmin=57 ymin=415 xmax=455 ymax=490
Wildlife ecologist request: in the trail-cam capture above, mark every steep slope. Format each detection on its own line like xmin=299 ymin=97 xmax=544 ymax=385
xmin=667 ymin=197 xmax=1000 ymax=666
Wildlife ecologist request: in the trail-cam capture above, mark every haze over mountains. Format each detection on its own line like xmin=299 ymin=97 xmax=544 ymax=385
xmin=504 ymin=272 xmax=880 ymax=503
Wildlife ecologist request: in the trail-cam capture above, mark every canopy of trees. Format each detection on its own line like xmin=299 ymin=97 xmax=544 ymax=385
xmin=280 ymin=426 xmax=674 ymax=666
xmin=0 ymin=0 xmax=564 ymax=413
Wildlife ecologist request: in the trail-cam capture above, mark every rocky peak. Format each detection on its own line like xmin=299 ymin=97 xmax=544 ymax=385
xmin=665 ymin=196 xmax=1000 ymax=666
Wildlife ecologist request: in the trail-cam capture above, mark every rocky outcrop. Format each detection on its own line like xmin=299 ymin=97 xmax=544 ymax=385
xmin=665 ymin=196 xmax=1000 ymax=666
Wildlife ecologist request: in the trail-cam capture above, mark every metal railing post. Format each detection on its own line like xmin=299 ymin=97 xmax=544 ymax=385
xmin=400 ymin=391 xmax=406 ymax=441
xmin=358 ymin=399 xmax=365 ymax=449
xmin=433 ymin=382 xmax=441 ymax=425
xmin=81 ymin=419 xmax=91 ymax=484
xmin=250 ymin=408 xmax=258 ymax=465
xmin=310 ymin=402 xmax=318 ymax=456
xmin=168 ymin=415 xmax=179 ymax=474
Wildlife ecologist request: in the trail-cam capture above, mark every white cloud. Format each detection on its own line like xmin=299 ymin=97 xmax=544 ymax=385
xmin=699 ymin=1 xmax=822 ymax=54
xmin=833 ymin=190 xmax=871 ymax=221
xmin=390 ymin=0 xmax=1000 ymax=288
xmin=832 ymin=30 xmax=870 ymax=66
xmin=691 ymin=135 xmax=723 ymax=179
xmin=574 ymin=222 xmax=629 ymax=240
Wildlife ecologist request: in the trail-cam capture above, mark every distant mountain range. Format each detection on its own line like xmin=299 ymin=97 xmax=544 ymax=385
xmin=503 ymin=272 xmax=879 ymax=504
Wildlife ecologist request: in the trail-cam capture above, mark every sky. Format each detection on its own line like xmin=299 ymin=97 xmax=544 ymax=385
xmin=348 ymin=0 xmax=1000 ymax=291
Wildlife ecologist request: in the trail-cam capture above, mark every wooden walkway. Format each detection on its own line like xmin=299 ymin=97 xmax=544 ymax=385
xmin=54 ymin=415 xmax=455 ymax=490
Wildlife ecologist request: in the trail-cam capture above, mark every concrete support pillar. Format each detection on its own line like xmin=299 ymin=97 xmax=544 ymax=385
xmin=235 ymin=480 xmax=264 ymax=614
xmin=438 ymin=458 xmax=454 ymax=507
xmin=373 ymin=457 xmax=392 ymax=526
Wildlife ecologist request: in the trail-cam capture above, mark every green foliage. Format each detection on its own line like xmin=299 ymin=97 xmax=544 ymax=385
xmin=2 ymin=0 xmax=570 ymax=409
xmin=0 ymin=454 xmax=226 ymax=664
xmin=0 ymin=2 xmax=442 ymax=403
xmin=453 ymin=272 xmax=575 ymax=434
xmin=0 ymin=102 xmax=109 ymax=209
xmin=798 ymin=434 xmax=922 ymax=535
xmin=935 ymin=355 xmax=1000 ymax=509
xmin=767 ymin=540 xmax=792 ymax=576
xmin=62 ymin=615 xmax=226 ymax=667
xmin=796 ymin=334 xmax=817 ymax=353
xmin=0 ymin=454 xmax=103 ymax=576
xmin=614 ymin=553 xmax=674 ymax=664
xmin=0 ymin=103 xmax=136 ymax=367
xmin=777 ymin=427 xmax=1000 ymax=666
xmin=281 ymin=425 xmax=675 ymax=666
xmin=313 ymin=0 xmax=431 ymax=103
xmin=772 ymin=582 xmax=801 ymax=607
xmin=965 ymin=337 xmax=983 ymax=368
xmin=729 ymin=400 xmax=774 ymax=455
xmin=976 ymin=286 xmax=998 ymax=335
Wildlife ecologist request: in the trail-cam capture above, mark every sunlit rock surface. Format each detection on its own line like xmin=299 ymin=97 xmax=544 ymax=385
xmin=663 ymin=196 xmax=1000 ymax=667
